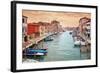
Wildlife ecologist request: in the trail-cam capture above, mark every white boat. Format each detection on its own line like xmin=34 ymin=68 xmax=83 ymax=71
xmin=73 ymin=36 xmax=81 ymax=46
xmin=74 ymin=40 xmax=81 ymax=46
xmin=73 ymin=35 xmax=87 ymax=46
xmin=80 ymin=41 xmax=86 ymax=46
xmin=73 ymin=36 xmax=77 ymax=41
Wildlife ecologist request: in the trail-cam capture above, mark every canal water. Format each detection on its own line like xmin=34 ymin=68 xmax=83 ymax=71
xmin=24 ymin=31 xmax=90 ymax=62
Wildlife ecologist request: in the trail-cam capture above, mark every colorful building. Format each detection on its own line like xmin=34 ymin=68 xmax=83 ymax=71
xmin=79 ymin=17 xmax=91 ymax=34
xmin=51 ymin=20 xmax=60 ymax=33
xmin=78 ymin=17 xmax=91 ymax=43
xmin=22 ymin=16 xmax=28 ymax=35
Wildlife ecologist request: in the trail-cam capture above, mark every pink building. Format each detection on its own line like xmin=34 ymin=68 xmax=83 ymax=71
xmin=79 ymin=17 xmax=91 ymax=34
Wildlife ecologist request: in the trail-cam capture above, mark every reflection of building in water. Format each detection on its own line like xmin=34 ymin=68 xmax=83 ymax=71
xmin=51 ymin=20 xmax=60 ymax=33
xmin=80 ymin=44 xmax=91 ymax=52
xmin=80 ymin=44 xmax=91 ymax=59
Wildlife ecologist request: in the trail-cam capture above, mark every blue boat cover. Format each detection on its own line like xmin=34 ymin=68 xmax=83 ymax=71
xmin=26 ymin=48 xmax=47 ymax=53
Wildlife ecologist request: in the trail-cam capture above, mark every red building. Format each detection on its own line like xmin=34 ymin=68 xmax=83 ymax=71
xmin=27 ymin=23 xmax=39 ymax=35
xmin=27 ymin=23 xmax=40 ymax=38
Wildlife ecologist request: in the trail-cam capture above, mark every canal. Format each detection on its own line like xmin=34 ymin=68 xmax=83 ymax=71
xmin=23 ymin=31 xmax=90 ymax=62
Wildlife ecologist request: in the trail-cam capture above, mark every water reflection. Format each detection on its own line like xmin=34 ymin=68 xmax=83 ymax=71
xmin=23 ymin=31 xmax=90 ymax=62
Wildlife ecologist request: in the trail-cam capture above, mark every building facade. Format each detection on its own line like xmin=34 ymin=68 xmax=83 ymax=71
xmin=78 ymin=17 xmax=91 ymax=43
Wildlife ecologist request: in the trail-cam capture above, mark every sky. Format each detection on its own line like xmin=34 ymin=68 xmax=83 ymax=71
xmin=23 ymin=10 xmax=91 ymax=27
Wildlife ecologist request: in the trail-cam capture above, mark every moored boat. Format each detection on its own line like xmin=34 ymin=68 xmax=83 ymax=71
xmin=23 ymin=59 xmax=39 ymax=63
xmin=73 ymin=36 xmax=86 ymax=46
xmin=23 ymin=48 xmax=48 ymax=56
xmin=80 ymin=41 xmax=86 ymax=46
xmin=44 ymin=36 xmax=53 ymax=42
xmin=74 ymin=40 xmax=81 ymax=46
